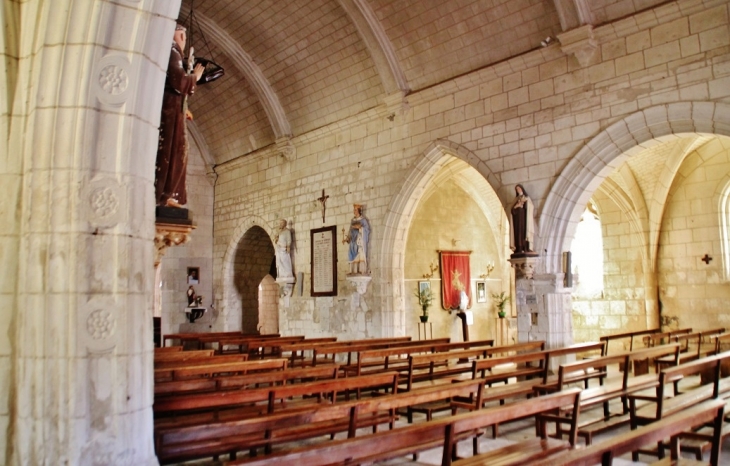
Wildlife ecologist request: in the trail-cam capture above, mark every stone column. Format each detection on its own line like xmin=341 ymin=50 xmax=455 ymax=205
xmin=4 ymin=1 xmax=179 ymax=464
xmin=511 ymin=257 xmax=573 ymax=354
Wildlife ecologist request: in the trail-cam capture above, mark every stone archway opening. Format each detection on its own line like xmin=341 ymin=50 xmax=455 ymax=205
xmin=233 ymin=226 xmax=275 ymax=333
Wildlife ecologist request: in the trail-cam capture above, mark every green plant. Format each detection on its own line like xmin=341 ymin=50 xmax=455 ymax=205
xmin=414 ymin=288 xmax=433 ymax=315
xmin=491 ymin=291 xmax=511 ymax=314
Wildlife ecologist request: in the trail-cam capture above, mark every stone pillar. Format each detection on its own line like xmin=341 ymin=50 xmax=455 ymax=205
xmin=511 ymin=256 xmax=573 ymax=352
xmin=4 ymin=1 xmax=178 ymax=464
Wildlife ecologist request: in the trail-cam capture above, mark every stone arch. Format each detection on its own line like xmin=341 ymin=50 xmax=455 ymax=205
xmin=377 ymin=140 xmax=505 ymax=336
xmin=540 ymin=102 xmax=730 ymax=274
xmin=221 ymin=216 xmax=275 ymax=331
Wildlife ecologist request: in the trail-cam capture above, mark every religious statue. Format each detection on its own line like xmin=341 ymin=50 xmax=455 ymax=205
xmin=510 ymin=184 xmax=535 ymax=255
xmin=274 ymin=218 xmax=293 ymax=279
xmin=187 ymin=285 xmax=196 ymax=306
xmin=344 ymin=204 xmax=370 ymax=275
xmin=155 ymin=24 xmax=204 ymax=208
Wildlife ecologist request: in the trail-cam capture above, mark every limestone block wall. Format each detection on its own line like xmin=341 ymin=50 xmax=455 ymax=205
xmin=572 ymin=191 xmax=655 ymax=343
xmin=212 ymin=0 xmax=730 ymax=340
xmin=658 ymin=139 xmax=730 ymax=329
xmin=158 ymin=141 xmax=215 ymax=337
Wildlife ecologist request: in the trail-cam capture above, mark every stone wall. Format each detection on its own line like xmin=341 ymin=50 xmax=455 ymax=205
xmin=658 ymin=139 xmax=730 ymax=329
xmin=159 ymin=137 xmax=215 ymax=336
xmin=212 ymin=0 xmax=730 ymax=340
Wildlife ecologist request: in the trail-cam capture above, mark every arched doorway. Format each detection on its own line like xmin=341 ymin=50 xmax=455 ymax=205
xmin=232 ymin=226 xmax=275 ymax=333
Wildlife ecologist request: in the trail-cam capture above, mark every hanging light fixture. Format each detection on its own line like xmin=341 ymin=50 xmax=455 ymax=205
xmin=181 ymin=1 xmax=225 ymax=85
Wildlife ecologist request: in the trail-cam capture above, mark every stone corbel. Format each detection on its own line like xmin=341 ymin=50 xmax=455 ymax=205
xmin=154 ymin=222 xmax=195 ymax=266
xmin=508 ymin=255 xmax=541 ymax=280
xmin=557 ymin=25 xmax=598 ymax=67
xmin=383 ymin=91 xmax=409 ymax=120
xmin=346 ymin=275 xmax=372 ymax=311
xmin=276 ymin=136 xmax=296 ymax=162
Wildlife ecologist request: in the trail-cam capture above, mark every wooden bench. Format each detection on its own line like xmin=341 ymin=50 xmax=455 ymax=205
xmin=155 ymin=357 xmax=278 ymax=383
xmin=162 ymin=332 xmax=276 ymax=349
xmin=155 ymin=379 xmax=485 ymax=464
xmin=154 ymin=348 xmax=215 ymax=363
xmin=311 ymin=338 xmax=451 ymax=367
xmin=601 ymin=328 xmax=661 ymax=355
xmin=530 ymin=399 xmax=725 ymax=466
xmin=628 ymin=350 xmax=730 ymax=461
xmin=154 ymin=353 xmax=250 ymax=371
xmin=347 ymin=339 xmax=496 ymax=377
xmin=153 ymin=371 xmax=400 ymax=419
xmin=155 ymin=346 xmax=183 ymax=353
xmin=536 ymin=344 xmax=680 ymax=445
xmin=226 ymin=388 xmax=582 ymax=466
xmin=280 ymin=336 xmax=412 ymax=367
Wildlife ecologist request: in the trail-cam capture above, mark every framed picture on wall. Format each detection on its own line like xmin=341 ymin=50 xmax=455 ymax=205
xmin=418 ymin=280 xmax=431 ymax=296
xmin=476 ymin=281 xmax=486 ymax=303
xmin=187 ymin=267 xmax=200 ymax=284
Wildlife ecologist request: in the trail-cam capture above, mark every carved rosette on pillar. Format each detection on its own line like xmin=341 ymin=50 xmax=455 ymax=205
xmin=346 ymin=275 xmax=372 ymax=311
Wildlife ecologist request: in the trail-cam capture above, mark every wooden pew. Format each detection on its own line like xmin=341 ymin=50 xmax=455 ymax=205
xmin=281 ymin=336 xmax=412 ymax=366
xmin=155 ymin=365 xmax=341 ymax=397
xmin=162 ymin=332 xmax=274 ymax=349
xmin=311 ymin=338 xmax=451 ymax=367
xmin=154 ymin=349 xmax=215 ymax=362
xmin=154 ymin=379 xmax=485 ymax=464
xmin=600 ymin=328 xmax=660 ymax=355
xmin=348 ymin=339 xmax=495 ymax=377
xmin=155 ymin=346 xmax=182 ymax=353
xmin=153 ymin=371 xmax=400 ymax=419
xmin=530 ymin=399 xmax=725 ymax=466
xmin=154 ymin=353 xmax=249 ymax=371
xmin=227 ymin=388 xmax=582 ymax=466
xmin=628 ymin=350 xmax=730 ymax=461
xmin=169 ymin=358 xmax=288 ymax=381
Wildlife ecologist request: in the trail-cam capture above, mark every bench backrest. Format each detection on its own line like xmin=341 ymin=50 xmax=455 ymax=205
xmin=600 ymin=328 xmax=660 ymax=354
xmin=169 ymin=358 xmax=287 ymax=381
xmin=154 ymin=349 xmax=215 ymax=362
xmin=483 ymin=340 xmax=545 ymax=357
xmin=312 ymin=338 xmax=450 ymax=365
xmin=530 ymin=398 xmax=725 ymax=466
xmin=154 ymin=354 xmax=249 ymax=370
xmin=471 ymin=350 xmax=549 ymax=383
xmin=153 ymin=371 xmax=399 ymax=415
xmin=446 ymin=387 xmax=582 ymax=446
xmin=226 ymin=386 xmax=579 ymax=466
xmin=543 ymin=341 xmax=606 ymax=371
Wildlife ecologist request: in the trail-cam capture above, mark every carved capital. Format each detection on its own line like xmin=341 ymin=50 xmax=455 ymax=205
xmin=509 ymin=255 xmax=541 ymax=280
xmin=154 ymin=222 xmax=195 ymax=266
xmin=557 ymin=25 xmax=598 ymax=67
xmin=383 ymin=91 xmax=409 ymax=119
xmin=276 ymin=136 xmax=296 ymax=162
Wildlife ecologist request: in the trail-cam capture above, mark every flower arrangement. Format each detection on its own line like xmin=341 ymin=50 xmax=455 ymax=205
xmin=414 ymin=287 xmax=433 ymax=321
xmin=491 ymin=291 xmax=511 ymax=318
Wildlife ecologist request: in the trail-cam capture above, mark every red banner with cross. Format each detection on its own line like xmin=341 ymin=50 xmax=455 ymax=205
xmin=439 ymin=251 xmax=471 ymax=310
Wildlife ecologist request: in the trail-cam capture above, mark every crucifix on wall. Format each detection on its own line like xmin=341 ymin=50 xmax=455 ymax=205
xmin=317 ymin=189 xmax=329 ymax=223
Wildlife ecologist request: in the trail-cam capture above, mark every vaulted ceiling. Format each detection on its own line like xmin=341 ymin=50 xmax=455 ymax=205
xmin=180 ymin=0 xmax=670 ymax=165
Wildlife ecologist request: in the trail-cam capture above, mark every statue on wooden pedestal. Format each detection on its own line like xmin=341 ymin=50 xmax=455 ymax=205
xmin=155 ymin=24 xmax=204 ymax=208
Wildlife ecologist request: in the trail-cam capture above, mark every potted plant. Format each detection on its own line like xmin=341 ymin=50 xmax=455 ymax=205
xmin=415 ymin=287 xmax=433 ymax=322
xmin=491 ymin=291 xmax=511 ymax=318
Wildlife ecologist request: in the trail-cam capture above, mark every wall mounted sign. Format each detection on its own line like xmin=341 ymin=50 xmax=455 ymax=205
xmin=311 ymin=225 xmax=337 ymax=296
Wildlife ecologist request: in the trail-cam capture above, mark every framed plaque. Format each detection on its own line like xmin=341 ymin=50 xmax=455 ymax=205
xmin=311 ymin=226 xmax=337 ymax=296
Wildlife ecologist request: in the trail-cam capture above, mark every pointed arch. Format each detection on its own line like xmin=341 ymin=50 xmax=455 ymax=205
xmin=540 ymin=102 xmax=730 ymax=274
xmin=377 ymin=140 xmax=505 ymax=335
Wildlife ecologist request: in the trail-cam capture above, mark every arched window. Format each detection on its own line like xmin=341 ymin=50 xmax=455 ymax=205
xmin=720 ymin=180 xmax=730 ymax=280
xmin=570 ymin=201 xmax=604 ymax=297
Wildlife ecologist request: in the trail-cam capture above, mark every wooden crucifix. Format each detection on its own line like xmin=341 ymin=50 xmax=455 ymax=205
xmin=317 ymin=189 xmax=329 ymax=223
